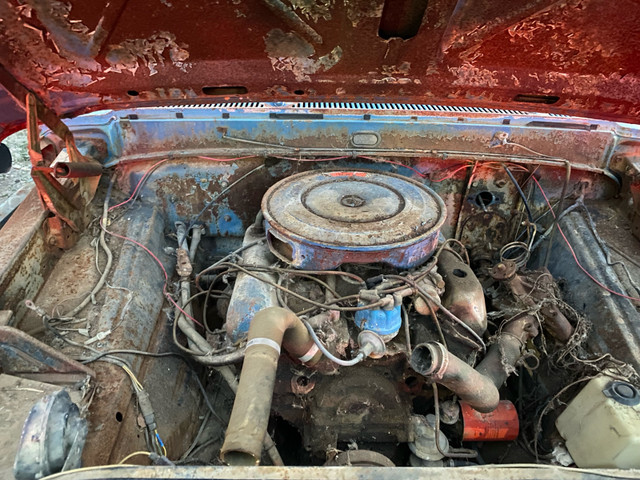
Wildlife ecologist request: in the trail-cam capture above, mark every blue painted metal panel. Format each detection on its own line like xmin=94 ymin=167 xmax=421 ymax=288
xmin=43 ymin=105 xmax=626 ymax=171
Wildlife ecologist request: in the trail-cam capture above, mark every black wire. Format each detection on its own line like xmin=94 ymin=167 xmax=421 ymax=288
xmin=432 ymin=383 xmax=478 ymax=459
xmin=172 ymin=310 xmax=232 ymax=357
xmin=206 ymin=262 xmax=386 ymax=312
xmin=196 ymin=261 xmax=366 ymax=291
xmin=84 ymin=348 xmax=227 ymax=425
xmin=129 ymin=161 xmax=168 ymax=207
xmin=80 ymin=349 xmax=183 ymax=365
xmin=384 ymin=274 xmax=486 ymax=352
xmin=163 ymin=288 xmax=236 ymax=357
xmin=192 ymin=372 xmax=225 ymax=424
xmin=425 ymin=298 xmax=447 ymax=348
xmin=43 ymin=315 xmax=138 ymax=371
xmin=503 ymin=164 xmax=534 ymax=223
xmin=543 ymin=161 xmax=571 ymax=268
xmin=187 ymin=164 xmax=265 ymax=231
xmin=203 ymin=283 xmax=231 ymax=335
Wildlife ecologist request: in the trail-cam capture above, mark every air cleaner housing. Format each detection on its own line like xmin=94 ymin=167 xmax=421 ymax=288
xmin=261 ymin=170 xmax=446 ymax=270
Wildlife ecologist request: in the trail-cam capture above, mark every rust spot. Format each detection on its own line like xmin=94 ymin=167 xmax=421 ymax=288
xmin=105 ymin=31 xmax=190 ymax=76
xmin=264 ymin=29 xmax=342 ymax=82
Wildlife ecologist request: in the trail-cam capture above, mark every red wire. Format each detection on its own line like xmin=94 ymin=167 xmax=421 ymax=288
xmin=104 ymin=156 xmax=253 ymax=328
xmin=532 ymin=177 xmax=640 ymax=303
xmin=429 ymin=161 xmax=531 ymax=183
xmin=109 ymin=158 xmax=169 ymax=212
xmin=276 ymin=155 xmax=427 ymax=178
xmin=357 ymin=156 xmax=427 ymax=178
xmin=272 ymin=155 xmax=429 ymax=178
xmin=111 ymin=155 xmax=254 ymax=212
xmin=99 ymin=219 xmax=204 ymax=327
xmin=430 ymin=163 xmax=473 ymax=182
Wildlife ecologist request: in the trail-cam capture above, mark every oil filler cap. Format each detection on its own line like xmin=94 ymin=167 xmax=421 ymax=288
xmin=603 ymin=381 xmax=640 ymax=406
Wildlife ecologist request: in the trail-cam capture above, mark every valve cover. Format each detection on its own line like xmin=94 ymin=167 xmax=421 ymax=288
xmin=262 ymin=170 xmax=446 ymax=270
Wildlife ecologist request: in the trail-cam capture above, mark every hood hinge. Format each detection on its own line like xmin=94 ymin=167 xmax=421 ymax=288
xmin=25 ymin=93 xmax=103 ymax=249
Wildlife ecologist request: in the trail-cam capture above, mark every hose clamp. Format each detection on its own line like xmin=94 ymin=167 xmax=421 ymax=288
xmin=298 ymin=343 xmax=319 ymax=363
xmin=425 ymin=342 xmax=449 ymax=379
xmin=246 ymin=337 xmax=281 ymax=355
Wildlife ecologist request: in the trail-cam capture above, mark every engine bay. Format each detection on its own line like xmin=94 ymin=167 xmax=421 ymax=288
xmin=2 ymin=112 xmax=640 ymax=478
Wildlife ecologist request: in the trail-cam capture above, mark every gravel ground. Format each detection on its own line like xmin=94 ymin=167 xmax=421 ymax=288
xmin=0 ymin=130 xmax=31 ymax=204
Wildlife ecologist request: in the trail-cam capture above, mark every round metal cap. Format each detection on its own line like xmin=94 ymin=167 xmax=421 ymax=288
xmin=262 ymin=170 xmax=446 ymax=269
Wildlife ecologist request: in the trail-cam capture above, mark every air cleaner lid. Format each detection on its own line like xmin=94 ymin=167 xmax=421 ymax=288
xmin=262 ymin=170 xmax=446 ymax=269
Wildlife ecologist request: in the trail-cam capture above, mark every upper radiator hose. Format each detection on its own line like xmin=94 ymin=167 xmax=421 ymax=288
xmin=220 ymin=307 xmax=322 ymax=465
xmin=411 ymin=315 xmax=538 ymax=413
xmin=410 ymin=342 xmax=500 ymax=413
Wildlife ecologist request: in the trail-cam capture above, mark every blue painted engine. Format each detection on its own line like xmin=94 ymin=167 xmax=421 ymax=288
xmin=227 ymin=169 xmax=448 ymax=342
xmin=219 ymin=168 xmax=480 ymax=462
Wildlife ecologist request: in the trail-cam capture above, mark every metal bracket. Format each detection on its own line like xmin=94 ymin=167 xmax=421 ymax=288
xmin=25 ymin=93 xmax=103 ymax=248
xmin=0 ymin=325 xmax=95 ymax=384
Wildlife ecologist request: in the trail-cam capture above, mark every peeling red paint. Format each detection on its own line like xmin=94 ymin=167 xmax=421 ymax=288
xmin=2 ymin=0 xmax=640 ymax=139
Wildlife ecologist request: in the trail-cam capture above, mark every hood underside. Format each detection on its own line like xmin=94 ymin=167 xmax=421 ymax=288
xmin=1 ymin=0 xmax=640 ymax=138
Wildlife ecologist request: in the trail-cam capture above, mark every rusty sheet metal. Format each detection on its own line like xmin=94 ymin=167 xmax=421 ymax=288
xmin=120 ymin=157 xmax=266 ymax=237
xmin=621 ymin=157 xmax=640 ymax=241
xmin=60 ymin=107 xmax=619 ymax=173
xmin=0 ymin=325 xmax=95 ymax=383
xmin=3 ymin=0 xmax=640 ymax=140
xmin=20 ymin=202 xmax=202 ymax=466
xmin=547 ymin=211 xmax=640 ymax=373
xmin=0 ymin=189 xmax=58 ymax=327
